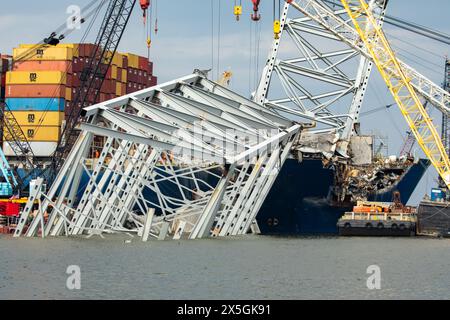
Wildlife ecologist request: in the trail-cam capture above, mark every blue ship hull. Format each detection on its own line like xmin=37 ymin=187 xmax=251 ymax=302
xmin=24 ymin=158 xmax=428 ymax=236
xmin=256 ymin=158 xmax=430 ymax=235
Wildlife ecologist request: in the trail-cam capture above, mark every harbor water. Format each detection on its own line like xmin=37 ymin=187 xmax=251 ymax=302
xmin=1 ymin=235 xmax=449 ymax=300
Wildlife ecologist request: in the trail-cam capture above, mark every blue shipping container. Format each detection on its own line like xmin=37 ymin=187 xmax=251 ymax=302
xmin=5 ymin=98 xmax=65 ymax=111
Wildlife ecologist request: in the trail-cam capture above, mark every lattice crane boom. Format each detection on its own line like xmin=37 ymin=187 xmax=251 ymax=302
xmin=340 ymin=0 xmax=450 ymax=187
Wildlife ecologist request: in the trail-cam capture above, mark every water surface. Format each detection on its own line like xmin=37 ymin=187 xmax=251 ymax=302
xmin=1 ymin=235 xmax=449 ymax=299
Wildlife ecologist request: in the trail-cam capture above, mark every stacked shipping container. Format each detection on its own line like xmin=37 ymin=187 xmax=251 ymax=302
xmin=0 ymin=55 xmax=12 ymax=103
xmin=3 ymin=44 xmax=157 ymax=157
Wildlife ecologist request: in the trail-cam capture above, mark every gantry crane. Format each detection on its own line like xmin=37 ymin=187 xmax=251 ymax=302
xmin=340 ymin=0 xmax=450 ymax=188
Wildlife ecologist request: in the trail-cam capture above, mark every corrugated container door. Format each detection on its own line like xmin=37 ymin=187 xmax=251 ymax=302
xmin=13 ymin=61 xmax=73 ymax=73
xmin=3 ymin=141 xmax=58 ymax=157
xmin=13 ymin=47 xmax=73 ymax=61
xmin=6 ymin=84 xmax=67 ymax=98
xmin=5 ymin=97 xmax=65 ymax=111
xmin=10 ymin=111 xmax=64 ymax=126
xmin=10 ymin=125 xmax=61 ymax=142
xmin=6 ymin=71 xmax=67 ymax=85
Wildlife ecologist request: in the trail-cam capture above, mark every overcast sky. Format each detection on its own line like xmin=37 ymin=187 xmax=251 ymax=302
xmin=0 ymin=0 xmax=449 ymax=204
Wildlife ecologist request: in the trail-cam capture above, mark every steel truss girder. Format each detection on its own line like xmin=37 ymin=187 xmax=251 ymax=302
xmin=255 ymin=0 xmax=382 ymax=144
xmin=15 ymin=71 xmax=303 ymax=240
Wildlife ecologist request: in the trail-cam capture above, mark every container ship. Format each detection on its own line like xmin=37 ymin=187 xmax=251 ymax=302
xmin=0 ymin=45 xmax=430 ymax=237
xmin=255 ymin=132 xmax=430 ymax=235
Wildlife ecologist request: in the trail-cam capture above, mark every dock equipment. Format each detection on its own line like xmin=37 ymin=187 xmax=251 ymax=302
xmin=14 ymin=71 xmax=303 ymax=239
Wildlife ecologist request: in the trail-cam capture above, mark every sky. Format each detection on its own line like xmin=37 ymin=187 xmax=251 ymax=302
xmin=0 ymin=0 xmax=449 ymax=204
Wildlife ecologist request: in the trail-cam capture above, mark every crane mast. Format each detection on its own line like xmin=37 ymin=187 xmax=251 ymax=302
xmin=340 ymin=0 xmax=450 ymax=188
xmin=50 ymin=0 xmax=137 ymax=180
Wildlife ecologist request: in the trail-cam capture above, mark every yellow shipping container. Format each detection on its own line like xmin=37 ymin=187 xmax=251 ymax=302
xmin=105 ymin=51 xmax=123 ymax=68
xmin=126 ymin=53 xmax=139 ymax=69
xmin=19 ymin=43 xmax=79 ymax=57
xmin=65 ymin=87 xmax=72 ymax=101
xmin=116 ymin=82 xmax=123 ymax=96
xmin=6 ymin=71 xmax=68 ymax=85
xmin=4 ymin=125 xmax=60 ymax=142
xmin=10 ymin=111 xmax=65 ymax=126
xmin=121 ymin=69 xmax=127 ymax=83
xmin=111 ymin=65 xmax=118 ymax=79
xmin=13 ymin=47 xmax=73 ymax=61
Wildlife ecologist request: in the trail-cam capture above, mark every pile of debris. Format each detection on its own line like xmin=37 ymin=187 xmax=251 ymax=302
xmin=333 ymin=156 xmax=415 ymax=203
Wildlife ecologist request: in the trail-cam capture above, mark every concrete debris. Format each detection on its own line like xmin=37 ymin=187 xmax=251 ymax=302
xmin=295 ymin=131 xmax=339 ymax=159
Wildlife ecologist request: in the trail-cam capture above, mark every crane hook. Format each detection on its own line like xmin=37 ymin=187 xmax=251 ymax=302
xmin=140 ymin=0 xmax=150 ymax=24
xmin=251 ymin=0 xmax=261 ymax=21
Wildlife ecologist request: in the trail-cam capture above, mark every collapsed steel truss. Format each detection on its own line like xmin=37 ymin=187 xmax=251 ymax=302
xmin=14 ymin=71 xmax=302 ymax=240
xmin=255 ymin=0 xmax=387 ymax=156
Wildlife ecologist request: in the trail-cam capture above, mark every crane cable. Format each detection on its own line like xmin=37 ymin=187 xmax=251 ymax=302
xmin=321 ymin=0 xmax=450 ymax=45
xmin=217 ymin=0 xmax=221 ymax=81
xmin=147 ymin=1 xmax=152 ymax=58
xmin=33 ymin=0 xmax=108 ymax=138
xmin=211 ymin=0 xmax=214 ymax=76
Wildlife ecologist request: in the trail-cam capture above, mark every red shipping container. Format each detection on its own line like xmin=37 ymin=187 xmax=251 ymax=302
xmin=80 ymin=44 xmax=98 ymax=58
xmin=71 ymin=73 xmax=81 ymax=88
xmin=72 ymin=57 xmax=86 ymax=73
xmin=12 ymin=60 xmax=73 ymax=73
xmin=0 ymin=202 xmax=20 ymax=217
xmin=6 ymin=84 xmax=68 ymax=99
xmin=117 ymin=67 xmax=122 ymax=82
xmin=148 ymin=61 xmax=153 ymax=74
xmin=138 ymin=56 xmax=149 ymax=72
xmin=122 ymin=55 xmax=128 ymax=69
xmin=149 ymin=76 xmax=157 ymax=87
xmin=1 ymin=58 xmax=9 ymax=73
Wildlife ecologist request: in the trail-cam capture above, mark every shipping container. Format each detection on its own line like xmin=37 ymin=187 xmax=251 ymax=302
xmin=111 ymin=65 xmax=118 ymax=79
xmin=19 ymin=43 xmax=79 ymax=55
xmin=5 ymin=84 xmax=70 ymax=99
xmin=10 ymin=111 xmax=65 ymax=126
xmin=126 ymin=53 xmax=139 ymax=69
xmin=72 ymin=57 xmax=85 ymax=72
xmin=122 ymin=55 xmax=128 ymax=69
xmin=1 ymin=58 xmax=9 ymax=73
xmin=13 ymin=47 xmax=73 ymax=61
xmin=6 ymin=71 xmax=69 ymax=85
xmin=13 ymin=60 xmax=73 ymax=73
xmin=5 ymin=97 xmax=65 ymax=111
xmin=4 ymin=125 xmax=60 ymax=142
xmin=122 ymin=69 xmax=127 ymax=83
xmin=148 ymin=61 xmax=153 ymax=74
xmin=149 ymin=76 xmax=157 ymax=87
xmin=138 ymin=56 xmax=150 ymax=72
xmin=3 ymin=141 xmax=58 ymax=157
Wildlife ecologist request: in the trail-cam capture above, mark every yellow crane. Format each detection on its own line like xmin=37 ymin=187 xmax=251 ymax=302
xmin=340 ymin=0 xmax=450 ymax=188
